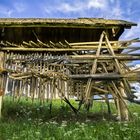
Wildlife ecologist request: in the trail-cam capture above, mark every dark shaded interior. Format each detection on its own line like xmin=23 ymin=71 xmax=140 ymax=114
xmin=0 ymin=27 xmax=124 ymax=43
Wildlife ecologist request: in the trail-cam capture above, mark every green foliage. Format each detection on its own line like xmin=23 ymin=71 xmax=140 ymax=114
xmin=0 ymin=97 xmax=140 ymax=140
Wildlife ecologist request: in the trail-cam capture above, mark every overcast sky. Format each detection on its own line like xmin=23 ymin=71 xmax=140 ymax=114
xmin=0 ymin=0 xmax=140 ymax=39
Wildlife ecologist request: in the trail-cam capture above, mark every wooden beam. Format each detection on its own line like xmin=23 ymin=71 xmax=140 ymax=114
xmin=70 ymin=38 xmax=140 ymax=46
xmin=70 ymin=73 xmax=122 ymax=80
xmin=105 ymin=32 xmax=132 ymax=99
xmin=1 ymin=46 xmax=140 ymax=52
xmin=0 ymin=51 xmax=5 ymax=119
xmin=92 ymin=86 xmax=109 ymax=94
xmin=0 ymin=24 xmax=129 ymax=29
xmin=70 ymin=55 xmax=140 ymax=60
xmin=84 ymin=31 xmax=104 ymax=109
xmin=70 ymin=72 xmax=140 ymax=81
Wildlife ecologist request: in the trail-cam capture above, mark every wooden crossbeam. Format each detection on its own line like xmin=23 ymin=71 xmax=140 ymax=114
xmin=69 ymin=72 xmax=140 ymax=81
xmin=124 ymin=48 xmax=140 ymax=54
xmin=70 ymin=38 xmax=140 ymax=46
xmin=0 ymin=38 xmax=139 ymax=51
xmin=70 ymin=55 xmax=140 ymax=60
xmin=70 ymin=73 xmax=122 ymax=79
xmin=1 ymin=47 xmax=140 ymax=52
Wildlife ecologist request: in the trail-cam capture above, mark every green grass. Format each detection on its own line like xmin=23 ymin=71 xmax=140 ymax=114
xmin=0 ymin=97 xmax=140 ymax=140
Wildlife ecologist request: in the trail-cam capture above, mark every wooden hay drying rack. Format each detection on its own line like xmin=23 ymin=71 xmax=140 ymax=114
xmin=0 ymin=19 xmax=140 ymax=121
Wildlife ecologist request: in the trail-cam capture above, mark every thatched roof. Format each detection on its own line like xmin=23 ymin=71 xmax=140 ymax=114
xmin=0 ymin=18 xmax=136 ymax=28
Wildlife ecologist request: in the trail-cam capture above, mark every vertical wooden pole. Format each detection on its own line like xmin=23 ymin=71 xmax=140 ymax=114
xmin=0 ymin=90 xmax=3 ymax=118
xmin=0 ymin=51 xmax=5 ymax=118
xmin=105 ymin=93 xmax=111 ymax=115
xmin=117 ymin=82 xmax=129 ymax=121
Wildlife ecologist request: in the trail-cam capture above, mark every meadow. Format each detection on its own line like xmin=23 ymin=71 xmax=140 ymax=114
xmin=0 ymin=97 xmax=140 ymax=140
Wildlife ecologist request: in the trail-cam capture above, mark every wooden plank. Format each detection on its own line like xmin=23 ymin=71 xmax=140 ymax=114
xmin=70 ymin=72 xmax=140 ymax=81
xmin=70 ymin=73 xmax=121 ymax=79
xmin=1 ymin=46 xmax=140 ymax=52
xmin=69 ymin=38 xmax=140 ymax=46
xmin=70 ymin=54 xmax=140 ymax=60
xmin=92 ymin=86 xmax=109 ymax=94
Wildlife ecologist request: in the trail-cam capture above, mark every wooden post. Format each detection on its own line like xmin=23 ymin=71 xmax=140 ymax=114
xmin=0 ymin=89 xmax=4 ymax=118
xmin=117 ymin=82 xmax=129 ymax=121
xmin=100 ymin=32 xmax=129 ymax=121
xmin=0 ymin=51 xmax=5 ymax=118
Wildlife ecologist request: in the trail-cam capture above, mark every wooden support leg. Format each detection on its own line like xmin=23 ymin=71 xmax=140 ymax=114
xmin=0 ymin=97 xmax=2 ymax=118
xmin=116 ymin=98 xmax=128 ymax=121
xmin=0 ymin=90 xmax=3 ymax=118
xmin=111 ymin=82 xmax=129 ymax=121
xmin=0 ymin=52 xmax=5 ymax=118
xmin=117 ymin=82 xmax=129 ymax=121
xmin=105 ymin=94 xmax=111 ymax=115
xmin=104 ymin=33 xmax=130 ymax=121
xmin=54 ymin=83 xmax=78 ymax=114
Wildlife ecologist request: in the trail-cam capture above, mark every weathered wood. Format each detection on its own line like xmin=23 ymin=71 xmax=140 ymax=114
xmin=101 ymin=59 xmax=129 ymax=120
xmin=70 ymin=72 xmax=140 ymax=81
xmin=70 ymin=54 xmax=140 ymax=60
xmin=92 ymin=86 xmax=109 ymax=94
xmin=0 ymin=52 xmax=5 ymax=90
xmin=0 ymin=23 xmax=140 ymax=122
xmin=54 ymin=82 xmax=78 ymax=114
xmin=70 ymin=38 xmax=140 ymax=46
xmin=105 ymin=93 xmax=111 ymax=114
xmin=70 ymin=73 xmax=121 ymax=80
xmin=104 ymin=32 xmax=132 ymax=100
xmin=0 ymin=52 xmax=5 ymax=118
xmin=29 ymin=41 xmax=40 ymax=48
xmin=0 ymin=89 xmax=4 ymax=118
xmin=1 ymin=46 xmax=140 ymax=52
xmin=84 ymin=31 xmax=105 ymax=109
xmin=111 ymin=82 xmax=129 ymax=121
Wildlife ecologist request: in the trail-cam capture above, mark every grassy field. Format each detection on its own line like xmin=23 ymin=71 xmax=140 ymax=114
xmin=0 ymin=97 xmax=140 ymax=140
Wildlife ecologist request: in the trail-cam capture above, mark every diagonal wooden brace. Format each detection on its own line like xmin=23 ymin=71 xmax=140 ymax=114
xmin=84 ymin=31 xmax=105 ymax=109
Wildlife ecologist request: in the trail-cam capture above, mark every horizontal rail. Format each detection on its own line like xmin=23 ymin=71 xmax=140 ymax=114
xmin=1 ymin=47 xmax=140 ymax=52
xmin=69 ymin=54 xmax=140 ymax=60
xmin=70 ymin=72 xmax=140 ymax=81
xmin=70 ymin=73 xmax=122 ymax=80
xmin=69 ymin=38 xmax=140 ymax=46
